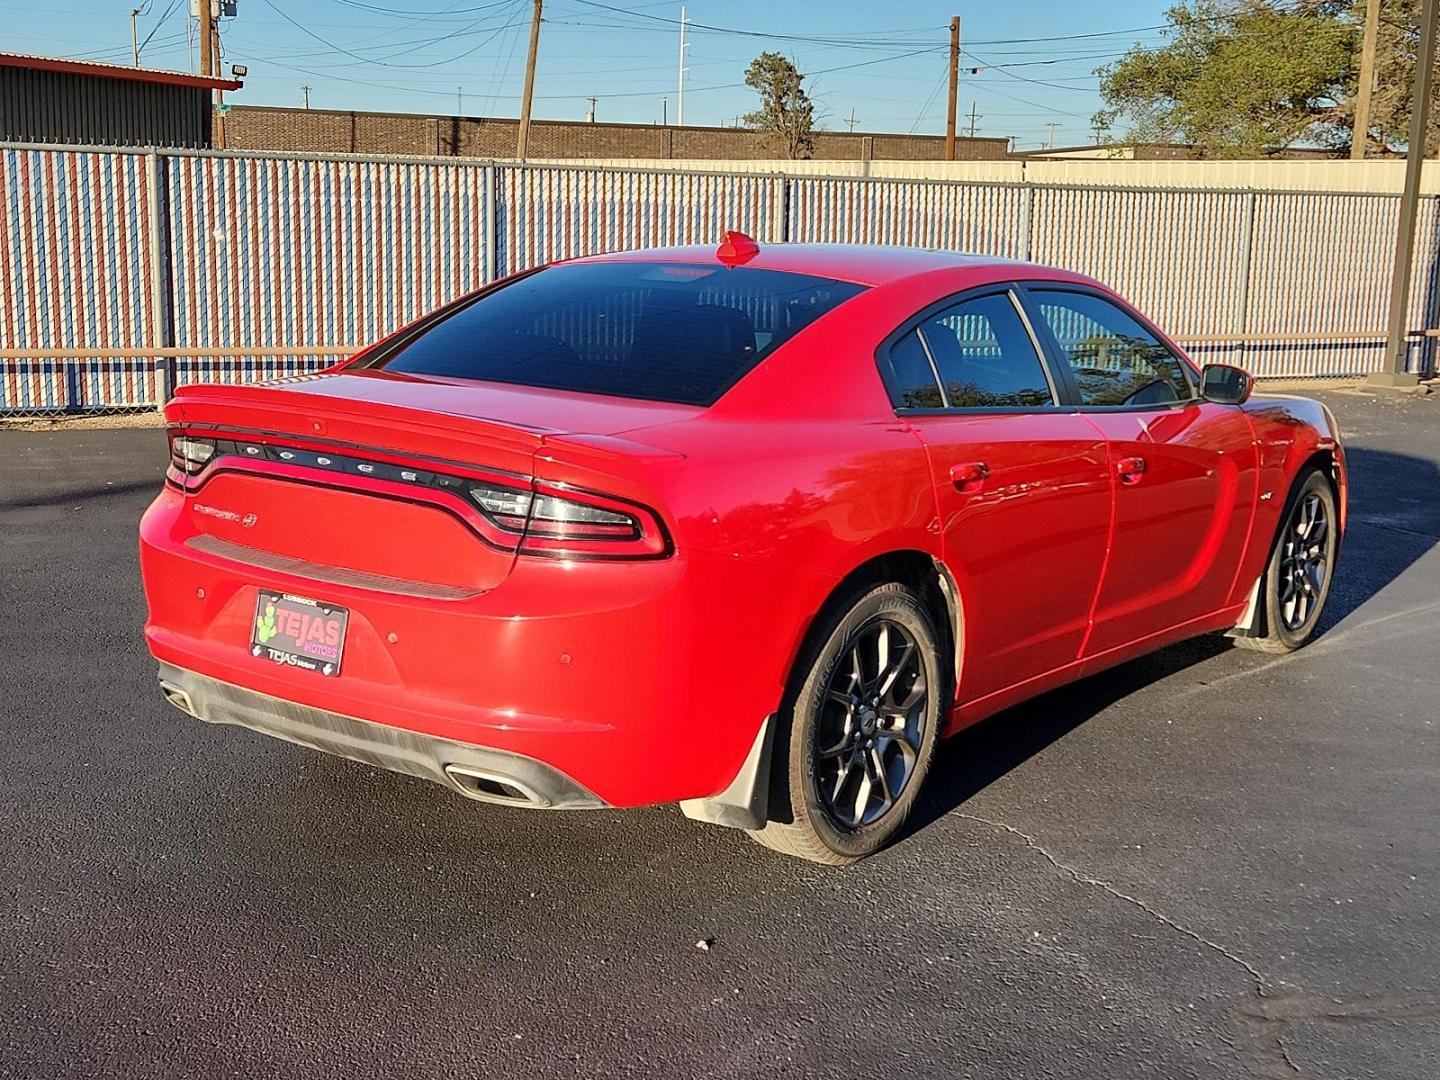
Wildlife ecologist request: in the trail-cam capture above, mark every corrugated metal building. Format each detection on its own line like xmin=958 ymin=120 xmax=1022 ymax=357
xmin=0 ymin=53 xmax=241 ymax=149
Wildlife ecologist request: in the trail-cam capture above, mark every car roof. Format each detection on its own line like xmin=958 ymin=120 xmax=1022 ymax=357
xmin=564 ymin=243 xmax=1086 ymax=289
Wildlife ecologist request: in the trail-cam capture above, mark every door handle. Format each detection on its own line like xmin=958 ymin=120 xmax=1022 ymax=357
xmin=949 ymin=461 xmax=989 ymax=493
xmin=1116 ymin=455 xmax=1147 ymax=485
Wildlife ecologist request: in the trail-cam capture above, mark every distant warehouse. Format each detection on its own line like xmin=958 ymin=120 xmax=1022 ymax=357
xmin=0 ymin=52 xmax=241 ymax=150
xmin=225 ymin=105 xmax=1011 ymax=162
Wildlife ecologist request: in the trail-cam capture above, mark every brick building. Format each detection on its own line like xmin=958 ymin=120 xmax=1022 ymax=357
xmin=225 ymin=105 xmax=1010 ymax=162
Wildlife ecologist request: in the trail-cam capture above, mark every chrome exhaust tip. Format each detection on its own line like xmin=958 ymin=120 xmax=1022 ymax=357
xmin=443 ymin=763 xmax=550 ymax=808
xmin=159 ymin=681 xmax=197 ymax=717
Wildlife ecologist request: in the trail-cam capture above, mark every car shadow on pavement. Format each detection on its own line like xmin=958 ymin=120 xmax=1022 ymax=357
xmin=908 ymin=443 xmax=1440 ymax=838
xmin=0 ymin=476 xmax=163 ymax=510
xmin=909 ymin=635 xmax=1234 ymax=836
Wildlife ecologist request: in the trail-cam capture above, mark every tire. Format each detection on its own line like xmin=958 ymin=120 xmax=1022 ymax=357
xmin=1235 ymin=466 xmax=1339 ymax=653
xmin=750 ymin=581 xmax=945 ymax=865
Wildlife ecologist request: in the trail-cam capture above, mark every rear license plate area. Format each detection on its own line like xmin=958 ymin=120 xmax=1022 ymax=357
xmin=250 ymin=589 xmax=348 ymax=677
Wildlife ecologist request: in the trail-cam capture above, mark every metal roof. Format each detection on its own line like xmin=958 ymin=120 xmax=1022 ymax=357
xmin=0 ymin=52 xmax=242 ymax=91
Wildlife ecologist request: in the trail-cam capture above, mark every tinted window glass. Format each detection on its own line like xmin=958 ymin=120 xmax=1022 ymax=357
xmin=917 ymin=292 xmax=1053 ymax=408
xmin=1030 ymin=290 xmax=1195 ymax=407
xmin=886 ymin=330 xmax=943 ymax=408
xmin=377 ymin=262 xmax=867 ymax=406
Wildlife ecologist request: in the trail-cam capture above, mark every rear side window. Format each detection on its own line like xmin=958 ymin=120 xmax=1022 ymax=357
xmin=917 ymin=292 xmax=1054 ymax=408
xmin=375 ymin=262 xmax=867 ymax=406
xmin=1029 ymin=289 xmax=1195 ymax=407
xmin=886 ymin=330 xmax=944 ymax=408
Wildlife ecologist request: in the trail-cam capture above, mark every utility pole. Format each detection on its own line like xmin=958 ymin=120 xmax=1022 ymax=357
xmin=945 ymin=16 xmax=960 ymax=161
xmin=302 ymin=85 xmax=311 ymax=110
xmin=966 ymin=101 xmax=980 ymax=138
xmin=1352 ymin=0 xmax=1382 ymax=160
xmin=1045 ymin=121 xmax=1059 ymax=149
xmin=845 ymin=108 xmax=858 ymax=133
xmin=199 ymin=0 xmax=213 ymax=77
xmin=662 ymin=97 xmax=667 ymax=126
xmin=516 ymin=0 xmax=543 ymax=160
xmin=209 ymin=5 xmax=226 ymax=150
xmin=586 ymin=96 xmax=597 ymax=123
xmin=1375 ymin=0 xmax=1438 ymax=389
xmin=457 ymin=86 xmax=463 ymax=115
xmin=677 ymin=6 xmax=690 ymax=127
xmin=130 ymin=6 xmax=143 ymax=67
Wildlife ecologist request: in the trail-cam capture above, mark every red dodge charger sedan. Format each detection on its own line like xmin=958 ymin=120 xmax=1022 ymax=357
xmin=141 ymin=237 xmax=1345 ymax=863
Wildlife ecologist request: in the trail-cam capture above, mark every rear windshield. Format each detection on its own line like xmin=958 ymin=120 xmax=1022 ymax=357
xmin=373 ymin=261 xmax=867 ymax=406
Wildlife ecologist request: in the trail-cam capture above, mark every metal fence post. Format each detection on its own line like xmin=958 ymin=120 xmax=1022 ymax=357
xmin=1020 ymin=184 xmax=1034 ymax=262
xmin=1234 ymin=190 xmax=1257 ymax=371
xmin=483 ymin=163 xmax=498 ymax=282
xmin=774 ymin=176 xmax=790 ymax=244
xmin=145 ymin=151 xmax=176 ymax=404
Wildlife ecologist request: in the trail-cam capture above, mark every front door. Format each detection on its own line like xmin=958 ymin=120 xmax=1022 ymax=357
xmin=1019 ymin=285 xmax=1260 ymax=655
xmin=881 ymin=287 xmax=1113 ymax=706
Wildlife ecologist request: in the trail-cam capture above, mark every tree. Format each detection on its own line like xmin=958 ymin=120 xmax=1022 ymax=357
xmin=743 ymin=52 xmax=816 ymax=159
xmin=1095 ymin=1 xmax=1358 ymax=157
xmin=1354 ymin=0 xmax=1440 ymax=155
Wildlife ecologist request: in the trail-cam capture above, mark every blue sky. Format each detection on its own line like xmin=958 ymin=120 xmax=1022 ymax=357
xmin=3 ymin=0 xmax=1176 ymax=148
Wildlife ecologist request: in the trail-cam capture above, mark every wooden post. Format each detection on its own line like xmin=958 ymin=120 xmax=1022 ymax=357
xmin=516 ymin=0 xmax=543 ymax=160
xmin=1352 ymin=0 xmax=1381 ymax=160
xmin=945 ymin=17 xmax=959 ymax=161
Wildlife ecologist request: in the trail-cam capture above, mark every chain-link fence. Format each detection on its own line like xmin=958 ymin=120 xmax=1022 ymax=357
xmin=3 ymin=143 xmax=1436 ymax=416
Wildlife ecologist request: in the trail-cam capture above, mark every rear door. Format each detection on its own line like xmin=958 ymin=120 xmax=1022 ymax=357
xmin=1018 ymin=285 xmax=1259 ymax=655
xmin=879 ymin=285 xmax=1113 ymax=705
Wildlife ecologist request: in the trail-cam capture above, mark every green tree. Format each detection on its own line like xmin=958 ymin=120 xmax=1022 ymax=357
xmin=1095 ymin=1 xmax=1358 ymax=157
xmin=743 ymin=52 xmax=816 ymax=159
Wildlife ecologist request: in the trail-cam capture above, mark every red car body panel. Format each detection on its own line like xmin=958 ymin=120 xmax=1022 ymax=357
xmin=139 ymin=245 xmax=1346 ymax=811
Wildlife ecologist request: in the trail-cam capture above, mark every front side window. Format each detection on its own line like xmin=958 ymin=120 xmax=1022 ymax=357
xmin=1029 ymin=289 xmax=1195 ymax=407
xmin=376 ymin=262 xmax=867 ymax=407
xmin=916 ymin=292 xmax=1054 ymax=408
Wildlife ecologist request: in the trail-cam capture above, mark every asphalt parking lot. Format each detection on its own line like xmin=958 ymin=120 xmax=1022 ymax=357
xmin=3 ymin=388 xmax=1438 ymax=1080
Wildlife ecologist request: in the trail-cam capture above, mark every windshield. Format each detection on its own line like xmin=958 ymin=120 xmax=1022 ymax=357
xmin=373 ymin=261 xmax=867 ymax=406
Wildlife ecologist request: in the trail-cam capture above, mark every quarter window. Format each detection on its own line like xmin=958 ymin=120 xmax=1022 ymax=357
xmin=916 ymin=292 xmax=1053 ymax=408
xmin=886 ymin=330 xmax=944 ymax=409
xmin=1029 ymin=289 xmax=1195 ymax=407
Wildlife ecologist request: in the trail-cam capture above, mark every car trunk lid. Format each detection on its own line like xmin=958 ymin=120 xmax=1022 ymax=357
xmin=165 ymin=372 xmax=697 ymax=593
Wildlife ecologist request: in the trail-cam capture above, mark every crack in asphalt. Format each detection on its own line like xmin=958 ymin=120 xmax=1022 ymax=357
xmin=960 ymin=811 xmax=1440 ymax=1077
xmin=957 ymin=812 xmax=1316 ymax=1075
xmin=1274 ymin=1035 xmax=1303 ymax=1075
xmin=956 ymin=812 xmax=1272 ymax=994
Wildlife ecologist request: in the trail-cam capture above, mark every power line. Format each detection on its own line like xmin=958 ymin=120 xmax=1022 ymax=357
xmin=563 ymin=1 xmax=946 ymax=49
xmin=252 ymin=0 xmax=528 ymax=70
xmin=326 ymin=0 xmax=519 ymax=16
xmin=137 ymin=0 xmax=184 ymax=55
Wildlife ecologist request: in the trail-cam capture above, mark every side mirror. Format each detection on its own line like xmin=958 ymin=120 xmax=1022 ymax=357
xmin=1201 ymin=363 xmax=1252 ymax=405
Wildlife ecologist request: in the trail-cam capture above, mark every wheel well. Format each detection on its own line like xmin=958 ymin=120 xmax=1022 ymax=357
xmin=1303 ymin=448 xmax=1339 ymax=494
xmin=788 ymin=551 xmax=961 ymax=700
xmin=764 ymin=550 xmax=961 ymax=827
xmin=1235 ymin=450 xmax=1340 ymax=639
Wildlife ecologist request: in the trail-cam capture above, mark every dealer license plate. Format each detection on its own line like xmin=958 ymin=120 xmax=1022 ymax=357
xmin=250 ymin=589 xmax=348 ymax=677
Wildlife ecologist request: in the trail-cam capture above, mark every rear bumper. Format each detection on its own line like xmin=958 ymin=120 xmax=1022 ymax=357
xmin=140 ymin=486 xmax=839 ymax=809
xmin=158 ymin=662 xmax=605 ymax=810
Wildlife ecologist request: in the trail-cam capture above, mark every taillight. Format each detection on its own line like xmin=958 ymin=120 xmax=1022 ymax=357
xmin=168 ymin=434 xmax=215 ymax=482
xmin=467 ymin=481 xmax=668 ymax=560
xmin=163 ymin=429 xmax=670 ymax=560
